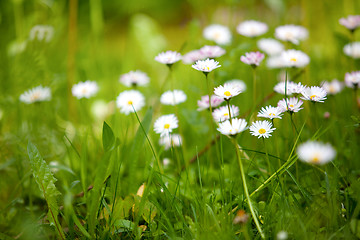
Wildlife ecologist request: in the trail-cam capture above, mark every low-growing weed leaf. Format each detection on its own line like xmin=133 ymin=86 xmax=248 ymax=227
xmin=27 ymin=141 xmax=66 ymax=240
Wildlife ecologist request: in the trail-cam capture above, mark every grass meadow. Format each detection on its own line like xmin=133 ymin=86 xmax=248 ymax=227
xmin=1 ymin=0 xmax=360 ymax=239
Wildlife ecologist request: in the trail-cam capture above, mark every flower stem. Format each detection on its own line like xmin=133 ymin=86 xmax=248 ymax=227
xmin=205 ymin=73 xmax=213 ymax=114
xmin=227 ymin=100 xmax=232 ymax=124
xmin=262 ymin=138 xmax=271 ymax=174
xmin=252 ymin=68 xmax=257 ymax=109
xmin=132 ymin=105 xmax=163 ymax=174
xmin=232 ymin=138 xmax=265 ymax=239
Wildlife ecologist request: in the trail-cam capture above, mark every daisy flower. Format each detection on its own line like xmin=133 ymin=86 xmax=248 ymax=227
xmin=116 ymin=90 xmax=145 ymax=115
xmin=277 ymin=97 xmax=303 ymax=113
xmin=192 ymin=58 xmax=221 ymax=73
xmin=266 ymin=55 xmax=286 ymax=69
xmin=199 ymin=45 xmax=226 ymax=58
xmin=212 ymin=105 xmax=239 ymax=122
xmin=240 ymin=51 xmax=265 ymax=67
xmin=225 ymin=79 xmax=247 ymax=92
xmin=249 ymin=120 xmax=276 ymax=139
xmin=297 ymin=141 xmax=336 ymax=165
xmin=72 ymin=81 xmax=99 ymax=99
xmin=159 ymin=134 xmax=182 ymax=150
xmin=20 ymin=85 xmax=51 ymax=104
xmin=301 ymin=86 xmax=327 ymax=103
xmin=155 ymin=51 xmax=182 ymax=66
xmin=182 ymin=50 xmax=204 ymax=64
xmin=197 ymin=95 xmax=224 ymax=111
xmin=321 ymin=79 xmax=343 ymax=95
xmin=343 ymin=42 xmax=360 ymax=59
xmin=119 ymin=70 xmax=150 ymax=87
xmin=257 ymin=105 xmax=283 ymax=120
xmin=281 ymin=49 xmax=310 ymax=68
xmin=274 ymin=81 xmax=306 ymax=95
xmin=203 ymin=24 xmax=232 ymax=45
xmin=257 ymin=38 xmax=284 ymax=56
xmin=154 ymin=114 xmax=178 ymax=137
xmin=29 ymin=25 xmax=54 ymax=42
xmin=214 ymin=83 xmax=242 ymax=100
xmin=236 ymin=20 xmax=268 ymax=37
xmin=160 ymin=90 xmax=187 ymax=105
xmin=275 ymin=24 xmax=308 ymax=45
xmin=217 ymin=118 xmax=248 ymax=136
xmin=339 ymin=15 xmax=360 ymax=31
xmin=345 ymin=71 xmax=360 ymax=88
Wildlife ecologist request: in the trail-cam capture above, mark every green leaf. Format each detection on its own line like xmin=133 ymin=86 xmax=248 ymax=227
xmin=113 ymin=219 xmax=135 ymax=233
xmin=27 ymin=141 xmax=66 ymax=240
xmin=103 ymin=121 xmax=115 ymax=152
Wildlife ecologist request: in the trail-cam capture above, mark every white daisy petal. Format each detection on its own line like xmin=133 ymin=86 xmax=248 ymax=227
xmin=154 ymin=114 xmax=179 ymax=137
xmin=249 ymin=120 xmax=276 ymax=139
xmin=160 ymin=90 xmax=187 ymax=106
xmin=116 ymin=90 xmax=145 ymax=115
xmin=217 ymin=118 xmax=248 ymax=136
xmin=20 ymin=85 xmax=51 ymax=104
xmin=297 ymin=141 xmax=336 ymax=165
xmin=72 ymin=81 xmax=99 ymax=99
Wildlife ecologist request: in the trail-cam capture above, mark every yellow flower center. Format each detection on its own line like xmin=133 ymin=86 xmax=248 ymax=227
xmin=290 ymin=58 xmax=297 ymax=62
xmin=311 ymin=155 xmax=320 ymax=163
xmin=82 ymin=88 xmax=88 ymax=94
xmin=224 ymin=91 xmax=231 ymax=96
xmin=269 ymin=113 xmax=275 ymax=116
xmin=310 ymin=95 xmax=317 ymax=100
xmin=223 ymin=113 xmax=229 ymax=116
xmin=290 ymin=104 xmax=294 ymax=107
xmin=206 ymin=67 xmax=210 ymax=71
xmin=258 ymin=128 xmax=266 ymax=134
xmin=128 ymin=100 xmax=133 ymax=105
xmin=164 ymin=124 xmax=170 ymax=129
xmin=30 ymin=92 xmax=40 ymax=101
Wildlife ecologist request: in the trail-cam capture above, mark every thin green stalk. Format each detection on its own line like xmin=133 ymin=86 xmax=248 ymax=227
xmin=262 ymin=138 xmax=271 ymax=174
xmin=205 ymin=73 xmax=213 ymax=114
xmin=232 ymin=138 xmax=265 ymax=239
xmin=227 ymin=100 xmax=232 ymax=124
xmin=132 ymin=105 xmax=163 ymax=174
xmin=252 ymin=68 xmax=257 ymax=109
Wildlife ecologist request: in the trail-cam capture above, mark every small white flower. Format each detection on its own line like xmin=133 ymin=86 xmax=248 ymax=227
xmin=257 ymin=105 xmax=283 ymax=120
xmin=275 ymin=25 xmax=308 ymax=45
xmin=339 ymin=15 xmax=360 ymax=31
xmin=192 ymin=58 xmax=221 ymax=73
xmin=155 ymin=51 xmax=182 ymax=65
xmin=276 ymin=230 xmax=288 ymax=240
xmin=203 ymin=24 xmax=232 ymax=45
xmin=225 ymin=79 xmax=247 ymax=92
xmin=274 ymin=81 xmax=306 ymax=95
xmin=182 ymin=50 xmax=205 ymax=64
xmin=345 ymin=71 xmax=360 ymax=88
xmin=277 ymin=97 xmax=303 ymax=113
xmin=119 ymin=70 xmax=150 ymax=87
xmin=236 ymin=20 xmax=268 ymax=37
xmin=249 ymin=120 xmax=276 ymax=139
xmin=297 ymin=141 xmax=336 ymax=165
xmin=163 ymin=158 xmax=171 ymax=167
xmin=217 ymin=118 xmax=248 ymax=136
xmin=257 ymin=38 xmax=284 ymax=56
xmin=281 ymin=49 xmax=310 ymax=68
xmin=321 ymin=79 xmax=343 ymax=95
xmin=20 ymin=85 xmax=51 ymax=104
xmin=116 ymin=90 xmax=145 ymax=115
xmin=197 ymin=95 xmax=224 ymax=111
xmin=159 ymin=134 xmax=182 ymax=150
xmin=199 ymin=45 xmax=226 ymax=58
xmin=212 ymin=105 xmax=239 ymax=122
xmin=240 ymin=51 xmax=265 ymax=67
xmin=29 ymin=25 xmax=54 ymax=42
xmin=91 ymin=100 xmax=113 ymax=120
xmin=154 ymin=114 xmax=179 ymax=137
xmin=344 ymin=42 xmax=360 ymax=59
xmin=266 ymin=55 xmax=286 ymax=69
xmin=160 ymin=90 xmax=187 ymax=105
xmin=72 ymin=81 xmax=99 ymax=99
xmin=214 ymin=83 xmax=242 ymax=100
xmin=301 ymin=86 xmax=327 ymax=103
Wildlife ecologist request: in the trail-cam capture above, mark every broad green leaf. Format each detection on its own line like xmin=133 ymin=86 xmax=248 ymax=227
xmin=27 ymin=141 xmax=66 ymax=240
xmin=102 ymin=121 xmax=115 ymax=152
